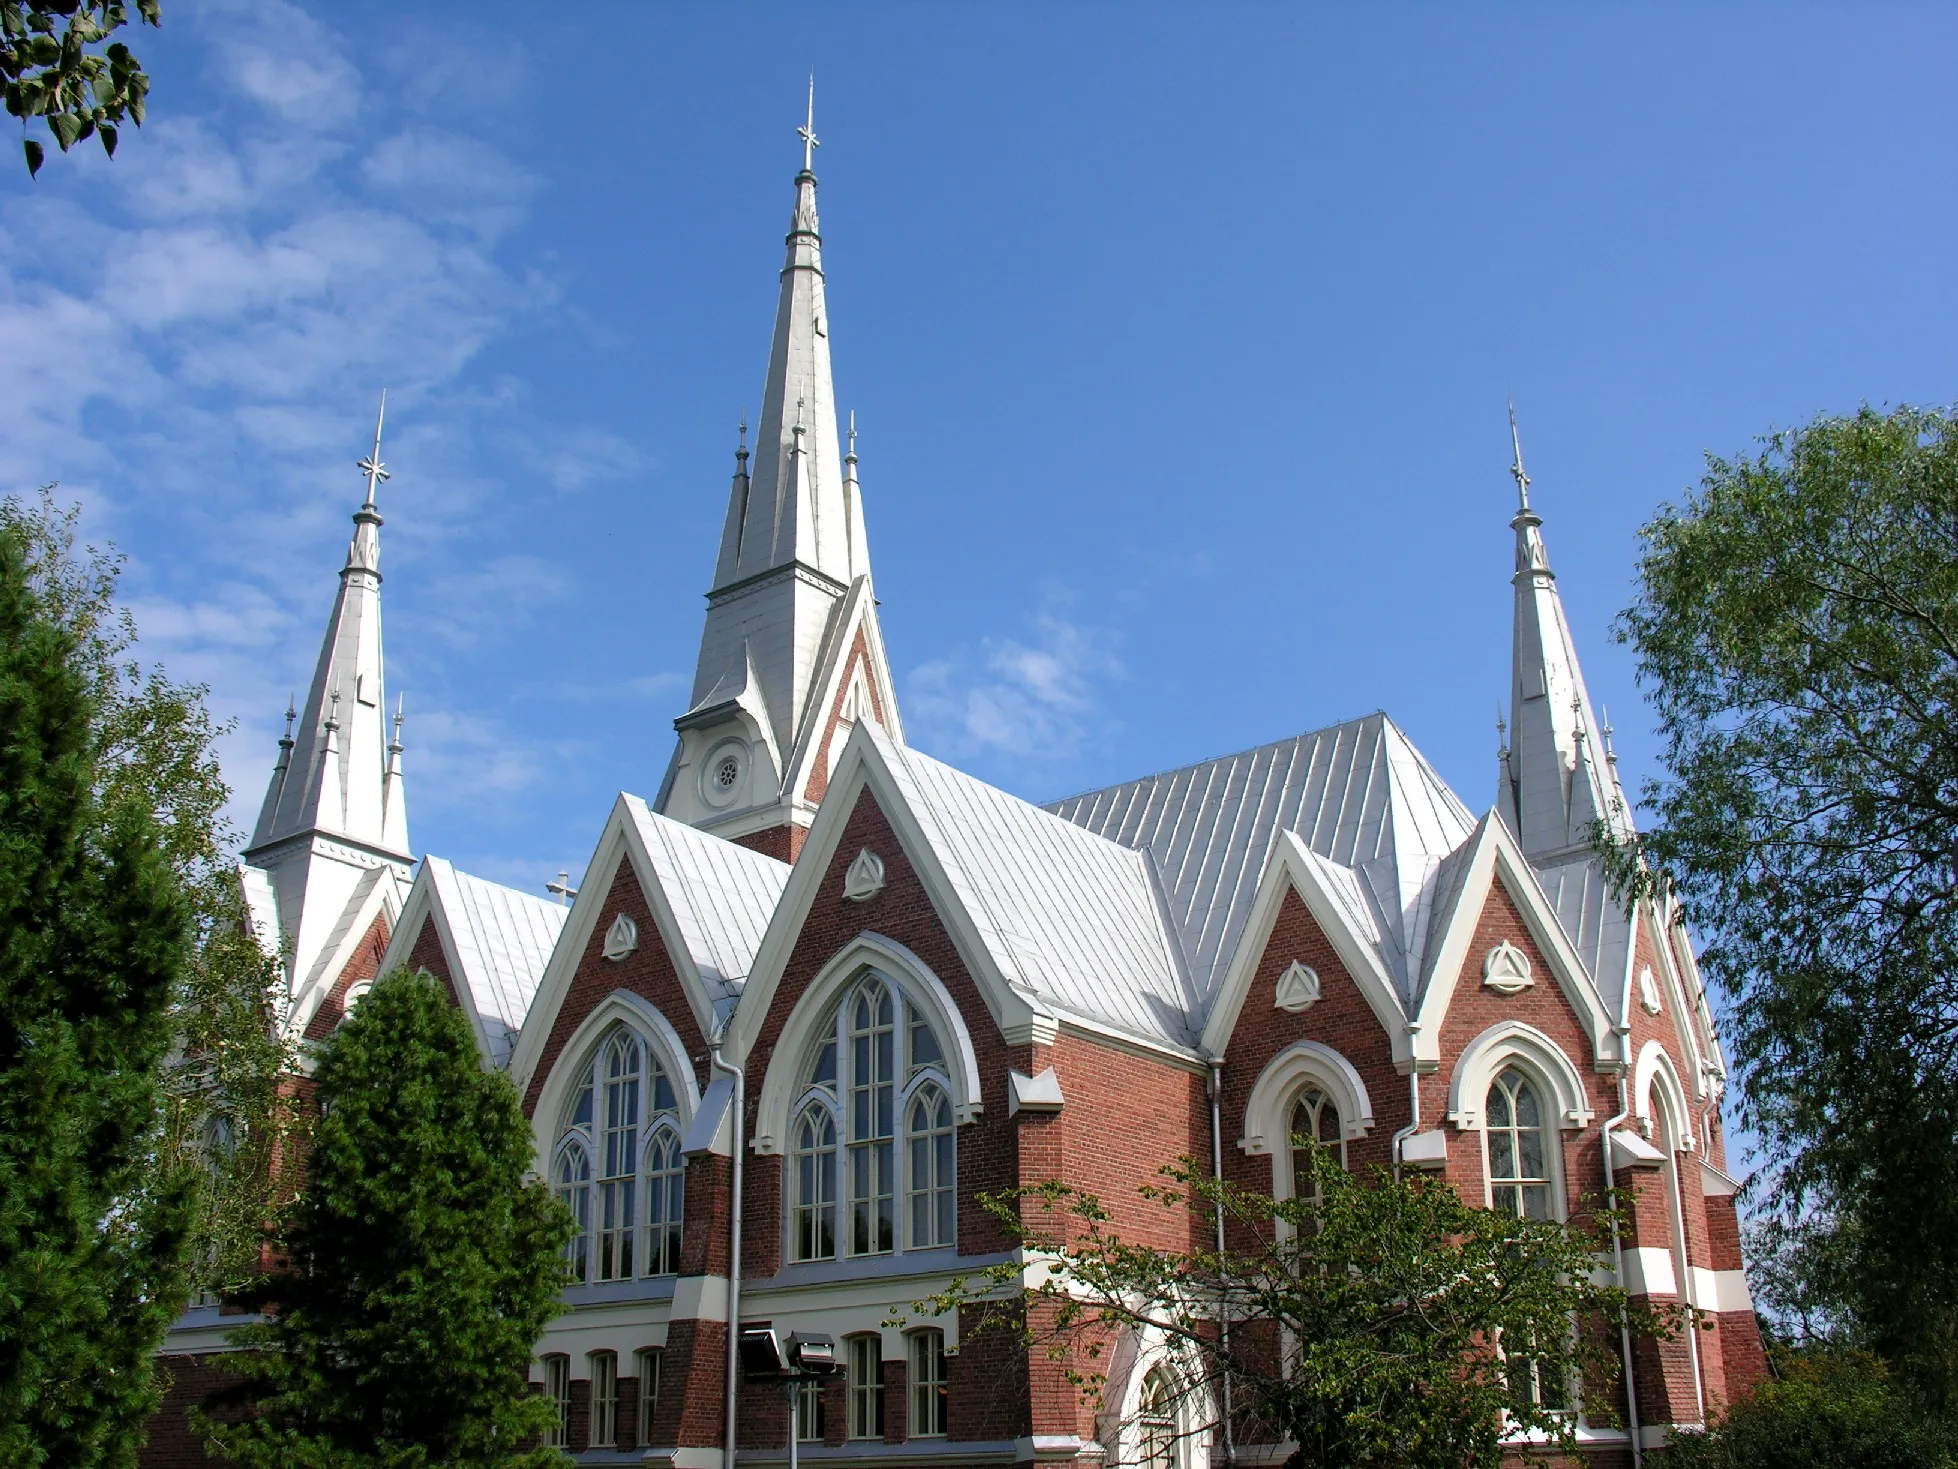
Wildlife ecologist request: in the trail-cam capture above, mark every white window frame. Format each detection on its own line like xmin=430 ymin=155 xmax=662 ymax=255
xmin=909 ymin=1329 xmax=948 ymax=1438
xmin=542 ymin=1354 xmax=571 ymax=1448
xmin=636 ymin=1347 xmax=661 ymax=1447
xmin=789 ymin=972 xmax=956 ymax=1262
xmin=553 ymin=1020 xmax=685 ymax=1284
xmin=847 ymin=1333 xmax=885 ymax=1440
xmin=588 ymin=1350 xmax=618 ymax=1448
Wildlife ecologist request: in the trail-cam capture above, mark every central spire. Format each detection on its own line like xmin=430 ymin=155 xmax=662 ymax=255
xmin=659 ymin=107 xmax=901 ymax=857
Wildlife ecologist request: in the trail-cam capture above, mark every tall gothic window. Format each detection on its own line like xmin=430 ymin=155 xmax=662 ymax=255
xmin=1288 ymin=1084 xmax=1345 ymax=1205
xmin=556 ymin=1022 xmax=683 ymax=1284
xmin=791 ymin=974 xmax=956 ymax=1262
xmin=1136 ymin=1367 xmax=1179 ymax=1469
xmin=1485 ymin=1067 xmax=1554 ymax=1221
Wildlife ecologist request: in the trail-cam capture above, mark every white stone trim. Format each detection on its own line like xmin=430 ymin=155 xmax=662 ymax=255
xmin=750 ymin=931 xmax=983 ymax=1156
xmin=1446 ymin=1020 xmax=1594 ymax=1131
xmin=1239 ymin=1039 xmax=1376 ymax=1158
xmin=1621 ymin=1245 xmax=1679 ymax=1298
xmin=526 ymin=989 xmax=703 ymax=1174
xmin=1689 ymin=1265 xmax=1754 ymax=1314
xmin=1634 ymin=1039 xmax=1695 ymax=1151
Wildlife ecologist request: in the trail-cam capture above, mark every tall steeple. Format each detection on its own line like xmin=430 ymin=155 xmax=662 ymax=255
xmin=1497 ymin=406 xmax=1623 ymax=859
xmin=659 ymin=90 xmax=901 ymax=858
xmin=240 ymin=395 xmax=414 ymax=1028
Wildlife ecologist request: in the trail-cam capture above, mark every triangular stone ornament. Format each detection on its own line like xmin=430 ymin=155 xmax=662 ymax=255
xmin=1482 ymin=939 xmax=1533 ymax=995
xmin=1638 ymin=964 xmax=1663 ymax=1015
xmin=842 ymin=848 xmax=886 ymax=902
xmin=1273 ymin=960 xmax=1321 ymax=1013
xmin=602 ymin=913 xmax=639 ymax=962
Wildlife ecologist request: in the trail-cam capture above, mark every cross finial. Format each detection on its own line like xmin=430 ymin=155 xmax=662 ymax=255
xmin=798 ymin=73 xmax=819 ymax=172
xmin=847 ymin=409 xmax=857 ymax=460
xmin=546 ymin=870 xmax=579 ymax=906
xmin=324 ymin=688 xmax=342 ymax=732
xmin=1496 ymin=704 xmax=1508 ymax=757
xmin=280 ymin=695 xmax=296 ymax=746
xmin=358 ymin=389 xmax=391 ymax=510
xmin=1507 ymin=399 xmax=1531 ymax=511
xmin=389 ymin=694 xmax=405 ymax=754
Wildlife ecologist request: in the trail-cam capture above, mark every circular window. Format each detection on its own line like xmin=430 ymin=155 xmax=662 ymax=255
xmin=699 ymin=738 xmax=748 ymax=809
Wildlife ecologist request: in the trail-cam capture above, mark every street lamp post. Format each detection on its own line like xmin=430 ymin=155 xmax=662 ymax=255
xmin=738 ymin=1327 xmax=845 ymax=1469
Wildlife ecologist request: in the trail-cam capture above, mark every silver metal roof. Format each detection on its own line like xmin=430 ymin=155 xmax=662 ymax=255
xmin=626 ymin=798 xmax=790 ymax=1025
xmin=425 ymin=857 xmax=568 ymax=1067
xmin=872 ymin=731 xmax=1196 ymax=1051
xmin=1047 ymin=713 xmax=1477 ymax=1011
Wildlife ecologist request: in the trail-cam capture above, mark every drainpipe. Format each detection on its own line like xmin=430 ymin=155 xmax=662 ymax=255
xmin=710 ymin=1045 xmax=746 ymax=1469
xmin=1390 ymin=1025 xmax=1422 ymax=1182
xmin=1602 ymin=1068 xmax=1644 ymax=1469
xmin=1207 ymin=1060 xmax=1236 ymax=1467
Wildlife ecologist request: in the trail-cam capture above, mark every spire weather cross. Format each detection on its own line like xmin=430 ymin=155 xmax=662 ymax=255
xmin=798 ymin=75 xmax=819 ymax=172
xmin=1507 ymin=400 xmax=1531 ymax=510
xmin=358 ymin=390 xmax=391 ymax=510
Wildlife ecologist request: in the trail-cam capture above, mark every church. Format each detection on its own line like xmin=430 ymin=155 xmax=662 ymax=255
xmin=145 ymin=117 xmax=1767 ymax=1468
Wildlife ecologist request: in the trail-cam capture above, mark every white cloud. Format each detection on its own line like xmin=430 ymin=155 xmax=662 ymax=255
xmin=907 ymin=611 xmax=1122 ymax=763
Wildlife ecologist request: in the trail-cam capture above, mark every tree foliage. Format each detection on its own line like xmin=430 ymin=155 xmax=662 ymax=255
xmin=1665 ymin=1349 xmax=1954 ymax=1469
xmin=202 ymin=968 xmax=572 ymax=1469
xmin=0 ymin=496 xmax=193 ymax=1466
xmin=907 ymin=1146 xmax=1671 ymax=1469
xmin=1607 ymin=405 xmax=1958 ymax=1400
xmin=3 ymin=489 xmax=301 ymax=1309
xmin=2 ymin=1 xmax=158 ymax=176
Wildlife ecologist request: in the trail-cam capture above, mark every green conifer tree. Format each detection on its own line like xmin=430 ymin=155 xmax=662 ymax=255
xmin=204 ymin=969 xmax=571 ymax=1469
xmin=0 ymin=517 xmax=193 ymax=1466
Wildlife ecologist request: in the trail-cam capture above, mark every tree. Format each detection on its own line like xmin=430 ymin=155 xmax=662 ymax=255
xmin=2 ymin=2 xmax=159 ymax=176
xmin=0 ymin=498 xmax=194 ymax=1466
xmin=908 ymin=1146 xmax=1669 ymax=1469
xmin=1665 ymin=1349 xmax=1953 ymax=1469
xmin=1608 ymin=405 xmax=1958 ymax=1402
xmin=201 ymin=968 xmax=571 ymax=1469
xmin=2 ymin=489 xmax=301 ymax=1314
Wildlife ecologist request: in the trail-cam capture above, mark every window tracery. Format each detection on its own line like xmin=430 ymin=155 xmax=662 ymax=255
xmin=789 ymin=972 xmax=956 ymax=1261
xmin=554 ymin=1021 xmax=684 ymax=1284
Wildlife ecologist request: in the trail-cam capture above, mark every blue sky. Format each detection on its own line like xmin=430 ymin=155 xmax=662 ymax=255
xmin=3 ymin=0 xmax=1953 ymax=917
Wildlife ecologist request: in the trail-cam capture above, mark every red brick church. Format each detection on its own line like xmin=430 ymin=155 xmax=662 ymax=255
xmin=144 ymin=117 xmax=1767 ymax=1469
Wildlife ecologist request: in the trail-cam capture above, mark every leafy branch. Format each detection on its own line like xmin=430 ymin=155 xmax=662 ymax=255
xmin=1 ymin=1 xmax=160 ymax=176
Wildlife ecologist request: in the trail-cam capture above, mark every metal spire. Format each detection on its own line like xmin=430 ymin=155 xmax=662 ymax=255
xmin=846 ymin=409 xmax=857 ymax=468
xmin=358 ymin=390 xmax=390 ymax=511
xmin=389 ymin=693 xmax=405 ymax=755
xmin=1507 ymin=399 xmax=1531 ymax=511
xmin=798 ymin=73 xmax=819 ymax=173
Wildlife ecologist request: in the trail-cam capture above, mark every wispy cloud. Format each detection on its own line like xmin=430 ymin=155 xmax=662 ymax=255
xmin=906 ymin=610 xmax=1122 ymax=764
xmin=0 ymin=0 xmax=624 ymax=843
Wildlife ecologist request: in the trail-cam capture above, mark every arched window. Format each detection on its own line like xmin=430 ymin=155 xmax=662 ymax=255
xmin=1486 ymin=1067 xmax=1554 ymax=1220
xmin=790 ymin=973 xmax=955 ymax=1261
xmin=555 ymin=1142 xmax=591 ymax=1282
xmin=1288 ymin=1084 xmax=1344 ymax=1202
xmin=1136 ymin=1366 xmax=1180 ymax=1469
xmin=556 ymin=1022 xmax=682 ymax=1284
xmin=908 ymin=1084 xmax=955 ymax=1248
xmin=643 ymin=1125 xmax=685 ymax=1276
xmin=792 ymin=1105 xmax=838 ymax=1262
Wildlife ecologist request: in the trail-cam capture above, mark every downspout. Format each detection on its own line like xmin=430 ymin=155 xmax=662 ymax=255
xmin=1602 ymin=1067 xmax=1644 ymax=1469
xmin=1208 ymin=1060 xmax=1236 ymax=1467
xmin=710 ymin=1044 xmax=746 ymax=1469
xmin=1390 ymin=1025 xmax=1422 ymax=1182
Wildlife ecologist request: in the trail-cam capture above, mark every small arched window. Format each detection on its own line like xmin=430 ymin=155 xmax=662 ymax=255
xmin=1136 ymin=1366 xmax=1180 ymax=1468
xmin=790 ymin=973 xmax=955 ymax=1261
xmin=1288 ymin=1084 xmax=1344 ymax=1196
xmin=555 ymin=1141 xmax=591 ymax=1282
xmin=1486 ymin=1067 xmax=1554 ymax=1220
xmin=556 ymin=1022 xmax=682 ymax=1284
xmin=643 ymin=1125 xmax=685 ymax=1276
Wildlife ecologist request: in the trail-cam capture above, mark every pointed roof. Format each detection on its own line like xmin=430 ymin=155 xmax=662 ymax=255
xmin=246 ymin=395 xmax=409 ymax=863
xmin=1048 ymin=713 xmax=1477 ymax=1009
xmin=1498 ymin=409 xmax=1624 ymax=863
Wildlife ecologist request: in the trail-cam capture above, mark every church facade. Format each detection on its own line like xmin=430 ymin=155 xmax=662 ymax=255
xmin=144 ymin=129 xmax=1766 ymax=1469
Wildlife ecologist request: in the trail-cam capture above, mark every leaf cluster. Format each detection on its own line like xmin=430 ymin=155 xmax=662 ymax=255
xmin=1 ymin=1 xmax=158 ymax=175
xmin=1665 ymin=1348 xmax=1955 ymax=1469
xmin=200 ymin=969 xmax=574 ymax=1469
xmin=1605 ymin=405 xmax=1958 ymax=1399
xmin=903 ymin=1145 xmax=1674 ymax=1469
xmin=0 ymin=498 xmax=195 ymax=1465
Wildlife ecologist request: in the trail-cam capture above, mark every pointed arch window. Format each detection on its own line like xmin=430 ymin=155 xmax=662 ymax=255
xmin=1136 ymin=1367 xmax=1180 ymax=1469
xmin=790 ymin=972 xmax=956 ymax=1261
xmin=1486 ymin=1067 xmax=1554 ymax=1221
xmin=556 ymin=1021 xmax=683 ymax=1284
